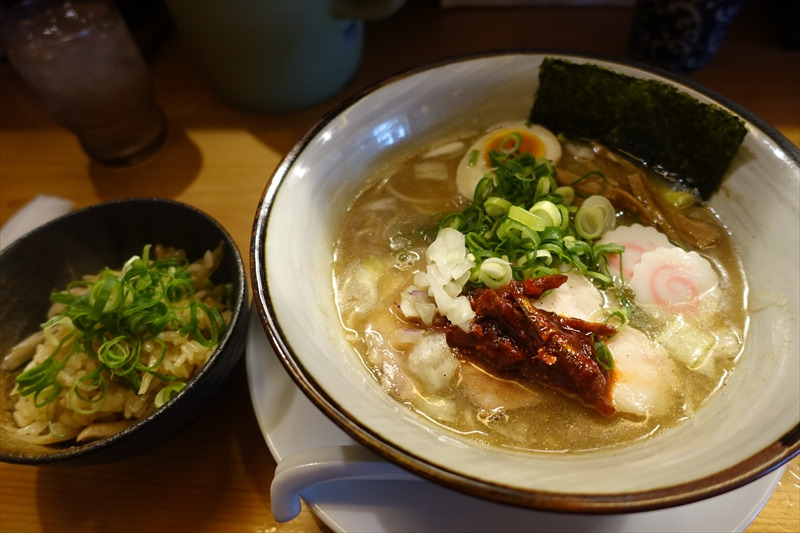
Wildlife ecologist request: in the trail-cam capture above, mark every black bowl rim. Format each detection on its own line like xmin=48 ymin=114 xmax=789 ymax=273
xmin=251 ymin=50 xmax=800 ymax=513
xmin=1 ymin=197 xmax=249 ymax=465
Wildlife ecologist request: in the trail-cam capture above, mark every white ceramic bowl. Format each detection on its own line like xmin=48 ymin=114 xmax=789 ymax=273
xmin=251 ymin=53 xmax=800 ymax=512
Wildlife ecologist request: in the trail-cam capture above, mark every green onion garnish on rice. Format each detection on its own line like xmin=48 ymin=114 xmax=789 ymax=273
xmin=14 ymin=244 xmax=228 ymax=418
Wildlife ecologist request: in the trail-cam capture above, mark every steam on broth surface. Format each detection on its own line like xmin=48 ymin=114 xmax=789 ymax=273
xmin=332 ymin=123 xmax=747 ymax=453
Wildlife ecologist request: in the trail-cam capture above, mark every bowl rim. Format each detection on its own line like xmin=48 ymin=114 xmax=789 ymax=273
xmin=0 ymin=197 xmax=249 ymax=465
xmin=251 ymin=50 xmax=800 ymax=512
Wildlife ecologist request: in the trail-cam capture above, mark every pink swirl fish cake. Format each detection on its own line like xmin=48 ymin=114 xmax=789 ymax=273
xmin=629 ymin=246 xmax=719 ymax=316
xmin=597 ymin=223 xmax=672 ymax=280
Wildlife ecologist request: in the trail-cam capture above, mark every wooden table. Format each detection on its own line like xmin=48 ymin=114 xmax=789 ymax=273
xmin=1 ymin=1 xmax=798 ymax=531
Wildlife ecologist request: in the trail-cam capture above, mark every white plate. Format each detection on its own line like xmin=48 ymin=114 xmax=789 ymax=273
xmin=245 ymin=309 xmax=784 ymax=533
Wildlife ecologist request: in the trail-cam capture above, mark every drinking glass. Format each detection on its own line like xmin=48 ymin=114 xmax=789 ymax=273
xmin=1 ymin=0 xmax=168 ymax=166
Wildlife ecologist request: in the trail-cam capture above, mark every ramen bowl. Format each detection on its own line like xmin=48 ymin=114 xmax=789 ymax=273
xmin=0 ymin=198 xmax=249 ymax=465
xmin=251 ymin=53 xmax=800 ymax=512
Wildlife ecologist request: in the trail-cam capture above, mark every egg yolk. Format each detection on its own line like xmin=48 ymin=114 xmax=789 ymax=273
xmin=482 ymin=128 xmax=546 ymax=165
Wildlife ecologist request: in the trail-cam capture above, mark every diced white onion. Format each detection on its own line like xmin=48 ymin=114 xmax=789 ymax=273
xmin=398 ymin=228 xmax=476 ymax=331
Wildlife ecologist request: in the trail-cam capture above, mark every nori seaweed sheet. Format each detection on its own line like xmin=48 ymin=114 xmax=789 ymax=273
xmin=529 ymin=58 xmax=747 ymax=199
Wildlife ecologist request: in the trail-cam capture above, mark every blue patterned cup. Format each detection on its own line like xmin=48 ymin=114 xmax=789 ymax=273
xmin=629 ymin=0 xmax=743 ymax=72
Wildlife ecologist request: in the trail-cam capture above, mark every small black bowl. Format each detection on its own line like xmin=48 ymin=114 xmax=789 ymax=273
xmin=0 ymin=198 xmax=248 ymax=465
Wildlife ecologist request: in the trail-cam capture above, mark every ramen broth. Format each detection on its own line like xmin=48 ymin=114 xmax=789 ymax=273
xmin=332 ymin=127 xmax=747 ymax=453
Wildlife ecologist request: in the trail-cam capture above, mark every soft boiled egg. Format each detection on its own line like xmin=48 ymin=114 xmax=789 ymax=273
xmin=456 ymin=122 xmax=562 ymax=200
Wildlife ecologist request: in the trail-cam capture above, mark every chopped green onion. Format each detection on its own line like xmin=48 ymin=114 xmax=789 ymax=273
xmin=473 ymin=176 xmax=494 ymax=205
xmin=14 ymin=244 xmax=229 ymax=416
xmin=68 ymin=372 xmax=107 ymax=415
xmin=594 ymin=341 xmax=615 ymax=370
xmin=569 ymin=170 xmax=607 ymax=198
xmin=575 ymin=206 xmax=606 ymax=239
xmin=604 ymin=309 xmax=629 ymax=329
xmin=593 ymin=242 xmax=625 ymax=256
xmin=555 ymin=186 xmax=575 ymax=205
xmin=154 ymin=382 xmax=186 ymax=408
xmin=435 ymin=148 xmax=621 ymax=291
xmin=498 ymin=131 xmax=523 ymax=154
xmin=520 ymin=249 xmax=553 ymax=266
xmin=581 ymin=195 xmax=616 ymax=229
xmin=495 ymin=218 xmax=541 ymax=247
xmin=88 ymin=275 xmax=118 ymax=322
xmin=483 ymin=197 xmax=512 ymax=217
xmin=15 ymin=330 xmax=77 ymax=406
xmin=438 ymin=212 xmax=467 ymax=231
xmin=509 ymin=205 xmax=547 ymax=232
xmin=529 ymin=200 xmax=562 ymax=228
xmin=479 ymin=257 xmax=513 ymax=288
xmin=17 ymin=356 xmax=65 ymax=408
xmin=534 ymin=175 xmax=556 ymax=198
